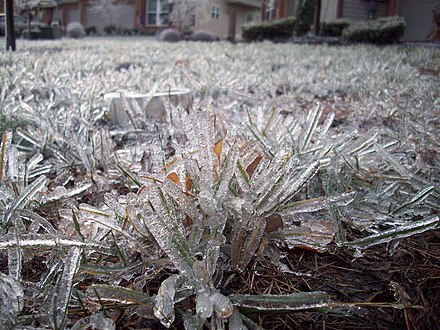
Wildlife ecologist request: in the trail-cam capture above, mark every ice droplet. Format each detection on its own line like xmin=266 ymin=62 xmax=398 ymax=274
xmin=196 ymin=290 xmax=213 ymax=319
xmin=90 ymin=313 xmax=115 ymax=330
xmin=154 ymin=275 xmax=177 ymax=328
xmin=211 ymin=291 xmax=233 ymax=319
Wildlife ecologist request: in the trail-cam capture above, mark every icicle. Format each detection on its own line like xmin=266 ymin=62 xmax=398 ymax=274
xmin=0 ymin=129 xmax=12 ymax=181
xmin=7 ymin=145 xmax=19 ymax=183
xmin=154 ymin=275 xmax=177 ymax=328
xmin=53 ymin=247 xmax=82 ymax=330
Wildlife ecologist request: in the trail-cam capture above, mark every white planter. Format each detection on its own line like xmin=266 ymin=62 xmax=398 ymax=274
xmin=104 ymin=89 xmax=192 ymax=125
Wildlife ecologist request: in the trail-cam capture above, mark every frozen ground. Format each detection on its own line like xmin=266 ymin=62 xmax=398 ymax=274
xmin=0 ymin=38 xmax=439 ymax=329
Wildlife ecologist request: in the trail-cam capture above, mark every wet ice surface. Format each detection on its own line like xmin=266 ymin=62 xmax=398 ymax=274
xmin=0 ymin=39 xmax=439 ymax=328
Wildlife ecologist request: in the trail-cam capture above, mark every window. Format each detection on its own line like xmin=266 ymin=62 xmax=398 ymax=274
xmin=146 ymin=0 xmax=169 ymax=26
xmin=245 ymin=13 xmax=253 ymax=24
xmin=211 ymin=5 xmax=220 ymax=20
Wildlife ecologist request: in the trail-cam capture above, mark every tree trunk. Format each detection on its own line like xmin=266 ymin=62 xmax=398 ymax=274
xmin=5 ymin=0 xmax=16 ymax=51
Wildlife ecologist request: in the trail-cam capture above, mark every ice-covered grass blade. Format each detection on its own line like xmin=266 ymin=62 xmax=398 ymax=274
xmin=279 ymin=191 xmax=356 ymax=214
xmin=7 ymin=227 xmax=22 ymax=281
xmin=0 ymin=272 xmax=24 ymax=329
xmin=301 ymin=105 xmax=323 ymax=152
xmin=230 ymin=291 xmax=330 ymax=311
xmin=345 ymin=215 xmax=439 ymax=251
xmin=0 ymin=129 xmax=12 ymax=181
xmin=0 ymin=233 xmax=108 ymax=250
xmin=2 ymin=175 xmax=47 ymax=224
xmin=53 ymin=247 xmax=82 ymax=330
xmin=392 ymin=185 xmax=436 ymax=215
xmin=88 ymin=284 xmax=154 ymax=305
xmin=154 ymin=275 xmax=177 ymax=327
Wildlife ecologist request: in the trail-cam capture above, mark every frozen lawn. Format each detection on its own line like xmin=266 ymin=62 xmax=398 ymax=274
xmin=0 ymin=38 xmax=439 ymax=329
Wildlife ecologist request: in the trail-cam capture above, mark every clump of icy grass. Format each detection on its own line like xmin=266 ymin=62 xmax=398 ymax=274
xmin=0 ymin=39 xmax=439 ymax=328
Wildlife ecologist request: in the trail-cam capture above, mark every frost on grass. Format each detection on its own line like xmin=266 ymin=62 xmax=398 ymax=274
xmin=0 ymin=40 xmax=439 ymax=328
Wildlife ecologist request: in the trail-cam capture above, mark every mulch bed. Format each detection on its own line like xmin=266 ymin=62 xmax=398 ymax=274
xmin=226 ymin=231 xmax=440 ymax=329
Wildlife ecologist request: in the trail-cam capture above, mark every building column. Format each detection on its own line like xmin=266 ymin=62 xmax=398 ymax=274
xmin=387 ymin=0 xmax=397 ymax=16
xmin=336 ymin=0 xmax=344 ymax=18
xmin=261 ymin=0 xmax=266 ymax=21
xmin=79 ymin=0 xmax=85 ymax=26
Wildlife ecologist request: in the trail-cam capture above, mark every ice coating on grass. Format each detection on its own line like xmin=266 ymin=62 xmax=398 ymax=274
xmin=155 ymin=275 xmax=177 ymax=328
xmin=88 ymin=284 xmax=154 ymax=304
xmin=53 ymin=247 xmax=82 ymax=329
xmin=196 ymin=290 xmax=213 ymax=319
xmin=211 ymin=291 xmax=233 ymax=318
xmin=7 ymin=145 xmax=19 ymax=182
xmin=279 ymin=191 xmax=357 ymax=215
xmin=0 ymin=129 xmax=13 ymax=181
xmin=345 ymin=215 xmax=439 ymax=250
xmin=1 ymin=40 xmax=439 ymax=329
xmin=229 ymin=309 xmax=247 ymax=330
xmin=7 ymin=227 xmax=22 ymax=281
xmin=90 ymin=313 xmax=115 ymax=330
xmin=229 ymin=292 xmax=331 ymax=311
xmin=44 ymin=183 xmax=92 ymax=202
xmin=3 ymin=175 xmax=47 ymax=224
xmin=0 ymin=272 xmax=24 ymax=329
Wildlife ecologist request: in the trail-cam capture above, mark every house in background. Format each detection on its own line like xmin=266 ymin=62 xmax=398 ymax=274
xmin=320 ymin=0 xmax=438 ymax=41
xmin=55 ymin=0 xmax=260 ymax=39
xmin=266 ymin=0 xmax=439 ymax=41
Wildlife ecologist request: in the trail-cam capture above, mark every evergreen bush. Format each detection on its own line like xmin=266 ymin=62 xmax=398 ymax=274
xmin=342 ymin=16 xmax=405 ymax=44
xmin=242 ymin=17 xmax=297 ymax=41
xmin=320 ymin=19 xmax=351 ymax=37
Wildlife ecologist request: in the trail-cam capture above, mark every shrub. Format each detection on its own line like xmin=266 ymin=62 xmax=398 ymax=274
xmin=85 ymin=26 xmax=97 ymax=36
xmin=342 ymin=16 xmax=405 ymax=44
xmin=242 ymin=17 xmax=297 ymax=41
xmin=190 ymin=30 xmax=219 ymax=42
xmin=320 ymin=19 xmax=351 ymax=37
xmin=66 ymin=22 xmax=85 ymax=39
xmin=295 ymin=0 xmax=315 ymax=36
xmin=158 ymin=28 xmax=181 ymax=42
xmin=104 ymin=25 xmax=117 ymax=35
